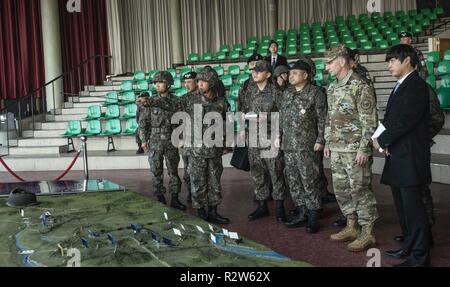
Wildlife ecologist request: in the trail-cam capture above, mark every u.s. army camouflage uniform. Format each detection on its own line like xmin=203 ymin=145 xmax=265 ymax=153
xmin=279 ymin=83 xmax=327 ymax=210
xmin=139 ymin=93 xmax=181 ymax=197
xmin=414 ymin=47 xmax=428 ymax=80
xmin=325 ymin=69 xmax=379 ymax=226
xmin=175 ymin=90 xmax=228 ymax=210
xmin=238 ymin=80 xmax=286 ymax=201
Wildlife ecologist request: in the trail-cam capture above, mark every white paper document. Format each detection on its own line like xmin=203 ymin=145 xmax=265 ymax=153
xmin=372 ymin=122 xmax=386 ymax=140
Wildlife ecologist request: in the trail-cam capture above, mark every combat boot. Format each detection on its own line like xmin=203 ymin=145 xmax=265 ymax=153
xmin=208 ymin=206 xmax=230 ymax=225
xmin=347 ymin=223 xmax=376 ymax=252
xmin=306 ymin=209 xmax=320 ymax=234
xmin=248 ymin=201 xmax=269 ymax=220
xmin=197 ymin=208 xmax=208 ymax=221
xmin=275 ymin=200 xmax=286 ymax=223
xmin=187 ymin=187 xmax=192 ymax=203
xmin=330 ymin=214 xmax=361 ymax=242
xmin=285 ymin=206 xmax=307 ymax=228
xmin=156 ymin=194 xmax=167 ymax=205
xmin=170 ymin=194 xmax=186 ymax=211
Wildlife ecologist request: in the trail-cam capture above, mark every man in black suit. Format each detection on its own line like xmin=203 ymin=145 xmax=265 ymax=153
xmin=265 ymin=41 xmax=288 ymax=71
xmin=373 ymin=44 xmax=432 ymax=267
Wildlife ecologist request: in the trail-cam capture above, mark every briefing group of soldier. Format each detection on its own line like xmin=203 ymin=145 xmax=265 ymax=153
xmin=136 ymin=31 xmax=443 ymax=265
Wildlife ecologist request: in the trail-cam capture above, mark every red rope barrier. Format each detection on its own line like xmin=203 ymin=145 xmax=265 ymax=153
xmin=54 ymin=150 xmax=82 ymax=181
xmin=0 ymin=157 xmax=26 ymax=182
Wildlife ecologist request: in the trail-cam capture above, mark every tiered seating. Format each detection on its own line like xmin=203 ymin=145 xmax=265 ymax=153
xmin=186 ymin=7 xmax=443 ymax=64
xmin=429 ymin=50 xmax=450 ymax=110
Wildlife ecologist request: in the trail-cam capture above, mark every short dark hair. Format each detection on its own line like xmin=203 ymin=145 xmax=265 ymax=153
xmin=269 ymin=40 xmax=279 ymax=48
xmin=385 ymin=44 xmax=419 ymax=68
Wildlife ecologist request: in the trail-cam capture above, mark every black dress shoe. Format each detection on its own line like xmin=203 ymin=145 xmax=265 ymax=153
xmin=332 ymin=216 xmax=347 ymax=227
xmin=394 ymin=235 xmax=405 ymax=242
xmin=393 ymin=259 xmax=430 ymax=267
xmin=156 ymin=194 xmax=167 ymax=205
xmin=385 ymin=249 xmax=410 ymax=259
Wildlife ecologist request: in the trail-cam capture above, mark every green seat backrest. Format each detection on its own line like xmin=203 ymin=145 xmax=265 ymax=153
xmin=444 ymin=50 xmax=450 ymax=61
xmin=315 ymin=43 xmax=326 ymax=53
xmin=175 ymin=88 xmax=188 ymax=98
xmin=243 ymin=49 xmax=255 ymax=58
xmin=247 ymin=36 xmax=258 ymax=46
xmin=228 ymin=85 xmax=240 ymax=101
xmin=149 ymin=70 xmax=159 ymax=81
xmin=213 ymin=66 xmax=225 ymax=77
xmin=85 ymin=120 xmax=102 ymax=135
xmin=229 ymin=50 xmax=240 ymax=59
xmin=220 ymin=44 xmax=230 ymax=53
xmin=426 ymin=75 xmax=436 ymax=89
xmin=408 ymin=10 xmax=418 ymax=16
xmin=437 ymin=87 xmax=450 ymax=108
xmin=440 ymin=75 xmax=450 ymax=88
xmin=172 ymin=77 xmax=182 ymax=90
xmin=287 ymin=46 xmax=297 ymax=56
xmin=427 ymin=51 xmax=440 ymax=63
xmin=438 ymin=60 xmax=450 ymax=74
xmin=133 ymin=71 xmax=146 ymax=81
xmin=188 ymin=53 xmax=199 ymax=62
xmin=237 ymin=74 xmax=250 ymax=85
xmin=105 ymin=105 xmax=120 ymax=119
xmin=233 ymin=43 xmax=244 ymax=52
xmin=124 ymin=118 xmax=138 ymax=133
xmin=136 ymin=80 xmax=149 ymax=91
xmin=202 ymin=52 xmax=213 ymax=61
xmin=180 ymin=68 xmax=192 ymax=78
xmin=227 ymin=98 xmax=237 ymax=113
xmin=121 ymin=91 xmax=136 ymax=104
xmin=376 ymin=40 xmax=388 ymax=49
xmin=434 ymin=7 xmax=444 ymax=15
xmin=220 ymin=75 xmax=233 ymax=88
xmin=314 ymin=60 xmax=325 ymax=71
xmin=86 ymin=105 xmax=102 ymax=120
xmin=123 ymin=104 xmax=137 ymax=118
xmin=64 ymin=121 xmax=82 ymax=136
xmin=167 ymin=69 xmax=177 ymax=78
xmin=216 ymin=51 xmax=227 ymax=60
xmin=105 ymin=119 xmax=121 ymax=134
xmin=121 ymin=81 xmax=133 ymax=92
xmin=228 ymin=65 xmax=241 ymax=76
xmin=105 ymin=92 xmax=119 ymax=105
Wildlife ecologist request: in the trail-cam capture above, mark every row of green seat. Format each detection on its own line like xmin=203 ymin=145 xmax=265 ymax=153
xmin=426 ymin=50 xmax=450 ymax=110
xmin=85 ymin=104 xmax=137 ymax=121
xmin=62 ymin=118 xmax=138 ymax=139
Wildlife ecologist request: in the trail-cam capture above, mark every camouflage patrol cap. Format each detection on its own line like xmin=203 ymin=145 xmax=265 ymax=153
xmin=247 ymin=53 xmax=264 ymax=64
xmin=298 ymin=56 xmax=316 ymax=77
xmin=253 ymin=60 xmax=273 ymax=74
xmin=138 ymin=91 xmax=150 ymax=98
xmin=153 ymin=71 xmax=174 ymax=85
xmin=290 ymin=60 xmax=311 ymax=74
xmin=273 ymin=65 xmax=290 ymax=78
xmin=325 ymin=44 xmax=349 ymax=63
xmin=182 ymin=71 xmax=197 ymax=81
xmin=196 ymin=69 xmax=219 ymax=87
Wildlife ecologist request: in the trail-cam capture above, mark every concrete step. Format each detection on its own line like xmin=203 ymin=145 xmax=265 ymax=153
xmin=8 ymin=146 xmax=66 ymax=156
xmin=30 ymin=130 xmax=67 ymax=138
xmin=374 ymin=76 xmax=397 ymax=83
xmin=76 ymin=96 xmax=105 ymax=103
xmin=374 ymin=82 xmax=396 ymax=89
xmin=18 ymin=137 xmax=67 ymax=147
xmin=38 ymin=120 xmax=131 ymax=131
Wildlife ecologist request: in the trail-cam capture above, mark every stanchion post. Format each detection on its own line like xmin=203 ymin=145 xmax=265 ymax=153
xmin=81 ymin=136 xmax=89 ymax=191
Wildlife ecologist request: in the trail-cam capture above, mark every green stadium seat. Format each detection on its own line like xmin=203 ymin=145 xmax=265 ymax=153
xmin=104 ymin=92 xmax=119 ymax=106
xmin=167 ymin=69 xmax=177 ymax=78
xmin=121 ymin=118 xmax=138 ymax=136
xmin=172 ymin=77 xmax=182 ymax=90
xmin=437 ymin=87 xmax=450 ymax=109
xmin=122 ymin=104 xmax=137 ymax=119
xmin=346 ymin=42 xmax=357 ymax=50
xmin=361 ymin=40 xmax=373 ymax=51
xmin=135 ymin=80 xmax=149 ymax=92
xmin=274 ymin=29 xmax=285 ymax=39
xmin=426 ymin=75 xmax=436 ymax=89
xmin=408 ymin=10 xmax=418 ymax=17
xmin=444 ymin=50 xmax=450 ymax=61
xmin=237 ymin=74 xmax=250 ymax=85
xmin=229 ymin=50 xmax=241 ymax=60
xmin=314 ymin=70 xmax=324 ymax=84
xmin=428 ymin=12 xmax=438 ymax=21
xmin=440 ymin=75 xmax=450 ymax=88
xmin=396 ymin=11 xmax=406 ymax=18
xmin=202 ymin=52 xmax=213 ymax=61
xmin=421 ymin=8 xmax=431 ymax=15
xmin=287 ymin=46 xmax=297 ymax=56
xmin=101 ymin=119 xmax=121 ymax=136
xmin=426 ymin=62 xmax=435 ymax=75
xmin=371 ymin=12 xmax=381 ymax=19
xmin=85 ymin=105 xmax=102 ymax=120
xmin=314 ymin=59 xmax=325 ymax=71
xmin=213 ymin=66 xmax=225 ymax=77
xmin=383 ymin=11 xmax=393 ymax=19
xmin=79 ymin=120 xmax=102 ymax=137
xmin=121 ymin=91 xmax=136 ymax=105
xmin=121 ymin=81 xmax=133 ymax=92
xmin=347 ymin=15 xmax=356 ymax=22
xmin=228 ymin=85 xmax=240 ymax=101
xmin=372 ymin=34 xmax=383 ymax=43
xmin=233 ymin=43 xmax=244 ymax=52
xmin=261 ymin=36 xmax=272 ymax=45
xmin=188 ymin=53 xmax=199 ymax=62
xmin=300 ymin=45 xmax=312 ymax=55
xmin=438 ymin=60 xmax=450 ymax=74
xmin=174 ymin=88 xmax=188 ymax=98
xmin=179 ymin=68 xmax=192 ymax=78
xmin=228 ymin=65 xmax=241 ymax=77
xmin=300 ymin=23 xmax=310 ymax=32
xmin=247 ymin=42 xmax=257 ymax=50
xmin=244 ymin=65 xmax=251 ymax=75
xmin=247 ymin=36 xmax=258 ymax=46
xmin=335 ymin=16 xmax=345 ymax=24
xmin=258 ymin=48 xmax=269 ymax=57
xmin=62 ymin=121 xmax=82 ymax=138
xmin=376 ymin=40 xmax=388 ymax=49
xmin=220 ymin=75 xmax=233 ymax=88
xmin=102 ymin=105 xmax=120 ymax=120
xmin=220 ymin=44 xmax=230 ymax=53
xmin=216 ymin=51 xmax=227 ymax=60
xmin=149 ymin=70 xmax=159 ymax=81
xmin=427 ymin=51 xmax=440 ymax=64
xmin=434 ymin=7 xmax=444 ymax=15
xmin=288 ymin=28 xmax=298 ymax=36
xmin=133 ymin=71 xmax=146 ymax=81
xmin=315 ymin=43 xmax=326 ymax=54
xmin=243 ymin=48 xmax=255 ymax=58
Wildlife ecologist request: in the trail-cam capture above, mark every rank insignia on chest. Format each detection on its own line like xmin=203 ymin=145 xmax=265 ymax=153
xmin=300 ymin=109 xmax=306 ymax=115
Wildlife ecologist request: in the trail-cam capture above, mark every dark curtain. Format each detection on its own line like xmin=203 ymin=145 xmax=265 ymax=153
xmin=0 ymin=0 xmax=45 ymax=100
xmin=59 ymin=0 xmax=110 ymax=96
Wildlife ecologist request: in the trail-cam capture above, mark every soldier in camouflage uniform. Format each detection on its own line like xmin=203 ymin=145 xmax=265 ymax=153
xmin=180 ymin=71 xmax=198 ymax=203
xmin=238 ymin=60 xmax=287 ymax=223
xmin=273 ymin=65 xmax=290 ymax=91
xmin=135 ymin=92 xmax=148 ymax=154
xmin=324 ymin=45 xmax=379 ymax=252
xmin=297 ymin=56 xmax=336 ymax=207
xmin=139 ymin=71 xmax=186 ymax=211
xmin=174 ymin=69 xmax=230 ymax=225
xmin=279 ymin=60 xmax=327 ymax=233
xmin=400 ymin=31 xmax=428 ymax=80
